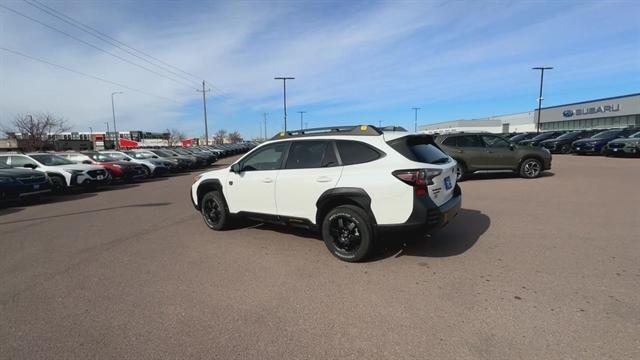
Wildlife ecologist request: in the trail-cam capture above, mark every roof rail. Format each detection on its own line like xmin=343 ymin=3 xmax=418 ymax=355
xmin=270 ymin=124 xmax=401 ymax=140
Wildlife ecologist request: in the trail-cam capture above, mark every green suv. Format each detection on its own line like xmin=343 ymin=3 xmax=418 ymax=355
xmin=435 ymin=133 xmax=552 ymax=180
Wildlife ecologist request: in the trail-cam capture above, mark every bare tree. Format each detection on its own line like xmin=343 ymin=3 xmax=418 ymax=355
xmin=228 ymin=131 xmax=243 ymax=143
xmin=166 ymin=128 xmax=185 ymax=146
xmin=1 ymin=113 xmax=70 ymax=151
xmin=213 ymin=129 xmax=227 ymax=144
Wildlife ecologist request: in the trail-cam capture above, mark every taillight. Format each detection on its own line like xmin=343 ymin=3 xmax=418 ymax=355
xmin=392 ymin=169 xmax=442 ymax=196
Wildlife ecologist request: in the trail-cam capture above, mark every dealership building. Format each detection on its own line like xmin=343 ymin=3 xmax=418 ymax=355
xmin=419 ymin=93 xmax=640 ymax=134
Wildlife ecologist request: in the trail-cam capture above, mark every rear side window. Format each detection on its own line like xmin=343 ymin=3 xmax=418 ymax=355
xmin=335 ymin=140 xmax=382 ymax=165
xmin=285 ymin=141 xmax=328 ymax=169
xmin=388 ymin=135 xmax=450 ymax=164
xmin=456 ymin=135 xmax=482 ymax=147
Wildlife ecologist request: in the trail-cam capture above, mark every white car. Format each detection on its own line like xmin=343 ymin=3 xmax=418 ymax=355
xmin=0 ymin=153 xmax=109 ymax=190
xmin=191 ymin=125 xmax=462 ymax=262
xmin=99 ymin=150 xmax=171 ymax=177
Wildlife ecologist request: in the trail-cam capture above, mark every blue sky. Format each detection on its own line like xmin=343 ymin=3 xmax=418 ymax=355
xmin=1 ymin=0 xmax=639 ymax=139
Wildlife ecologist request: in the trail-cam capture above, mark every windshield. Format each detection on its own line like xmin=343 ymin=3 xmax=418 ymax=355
xmin=556 ymin=132 xmax=580 ymax=140
xmin=629 ymin=131 xmax=640 ymax=139
xmin=89 ymin=153 xmax=118 ymax=162
xmin=509 ymin=133 xmax=532 ymax=142
xmin=592 ymin=130 xmax=619 ymax=139
xmin=531 ymin=133 xmax=556 ymax=141
xmin=152 ymin=150 xmax=173 ymax=157
xmin=30 ymin=154 xmax=75 ymax=166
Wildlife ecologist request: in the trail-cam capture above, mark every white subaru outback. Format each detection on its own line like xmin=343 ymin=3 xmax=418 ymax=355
xmin=191 ymin=125 xmax=462 ymax=262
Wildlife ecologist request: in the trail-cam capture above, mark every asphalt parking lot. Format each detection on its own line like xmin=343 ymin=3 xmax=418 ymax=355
xmin=1 ymin=155 xmax=638 ymax=359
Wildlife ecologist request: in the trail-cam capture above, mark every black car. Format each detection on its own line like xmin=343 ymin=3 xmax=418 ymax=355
xmin=509 ymin=132 xmax=537 ymax=143
xmin=572 ymin=128 xmax=638 ymax=155
xmin=539 ymin=130 xmax=600 ymax=154
xmin=518 ymin=131 xmax=565 ymax=147
xmin=0 ymin=163 xmax=52 ymax=202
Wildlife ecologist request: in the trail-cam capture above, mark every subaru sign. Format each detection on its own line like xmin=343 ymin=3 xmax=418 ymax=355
xmin=562 ymin=104 xmax=620 ymax=117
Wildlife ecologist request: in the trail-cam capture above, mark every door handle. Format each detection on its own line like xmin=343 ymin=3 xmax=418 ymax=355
xmin=316 ymin=176 xmax=332 ymax=183
xmin=262 ymin=178 xmax=273 ymax=183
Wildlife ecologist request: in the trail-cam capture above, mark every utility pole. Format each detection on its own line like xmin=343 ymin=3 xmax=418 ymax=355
xmin=111 ymin=91 xmax=123 ymax=149
xmin=532 ymin=67 xmax=553 ymax=134
xmin=274 ymin=76 xmax=294 ymax=131
xmin=258 ymin=120 xmax=262 ymax=141
xmin=197 ymin=80 xmax=211 ymax=145
xmin=297 ymin=111 xmax=306 ymax=130
xmin=104 ymin=122 xmax=110 ymax=150
xmin=263 ymin=113 xmax=268 ymax=140
xmin=412 ymin=107 xmax=421 ymax=133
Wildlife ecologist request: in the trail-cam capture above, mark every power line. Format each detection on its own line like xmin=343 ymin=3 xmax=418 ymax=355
xmin=24 ymin=0 xmax=230 ymax=98
xmin=0 ymin=2 xmax=198 ymax=91
xmin=0 ymin=47 xmax=179 ymax=103
xmin=22 ymin=0 xmax=198 ymax=87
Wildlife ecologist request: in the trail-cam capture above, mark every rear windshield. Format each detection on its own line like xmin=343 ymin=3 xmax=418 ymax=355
xmin=387 ymin=135 xmax=450 ymax=164
xmin=592 ymin=130 xmax=619 ymax=139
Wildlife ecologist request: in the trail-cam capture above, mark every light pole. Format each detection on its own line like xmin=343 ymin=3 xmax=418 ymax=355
xmin=532 ymin=66 xmax=553 ymax=134
xmin=412 ymin=107 xmax=421 ymax=133
xmin=111 ymin=91 xmax=123 ymax=149
xmin=297 ymin=111 xmax=306 ymax=130
xmin=197 ymin=81 xmax=211 ymax=145
xmin=263 ymin=113 xmax=268 ymax=140
xmin=274 ymin=76 xmax=294 ymax=131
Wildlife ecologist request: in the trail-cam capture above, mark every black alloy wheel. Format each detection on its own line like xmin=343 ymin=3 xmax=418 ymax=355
xmin=201 ymin=191 xmax=228 ymax=230
xmin=322 ymin=205 xmax=373 ymax=262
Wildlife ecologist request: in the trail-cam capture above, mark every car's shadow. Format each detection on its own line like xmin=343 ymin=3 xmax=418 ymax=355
xmin=375 ymin=208 xmax=490 ymax=260
xmin=228 ymin=208 xmax=489 ymax=260
xmin=463 ymin=171 xmax=554 ymax=181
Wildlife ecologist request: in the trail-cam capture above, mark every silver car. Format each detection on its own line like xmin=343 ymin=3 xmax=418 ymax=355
xmin=100 ymin=150 xmax=171 ymax=177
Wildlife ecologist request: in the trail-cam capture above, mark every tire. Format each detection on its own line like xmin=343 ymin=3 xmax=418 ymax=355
xmin=141 ymin=165 xmax=151 ymax=178
xmin=519 ymin=158 xmax=542 ymax=179
xmin=321 ymin=205 xmax=374 ymax=262
xmin=455 ymin=161 xmax=467 ymax=181
xmin=49 ymin=175 xmax=67 ymax=193
xmin=560 ymin=144 xmax=571 ymax=154
xmin=201 ymin=191 xmax=229 ymax=230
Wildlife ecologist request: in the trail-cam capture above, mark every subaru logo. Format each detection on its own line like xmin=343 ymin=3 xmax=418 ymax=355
xmin=563 ymin=110 xmax=574 ymax=117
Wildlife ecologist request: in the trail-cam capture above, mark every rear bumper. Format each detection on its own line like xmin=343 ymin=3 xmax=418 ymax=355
xmin=377 ymin=184 xmax=462 ymax=232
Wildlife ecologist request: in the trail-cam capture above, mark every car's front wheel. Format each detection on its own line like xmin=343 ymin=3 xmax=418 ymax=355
xmin=519 ymin=158 xmax=542 ymax=178
xmin=322 ymin=205 xmax=374 ymax=262
xmin=560 ymin=144 xmax=571 ymax=154
xmin=201 ymin=191 xmax=229 ymax=230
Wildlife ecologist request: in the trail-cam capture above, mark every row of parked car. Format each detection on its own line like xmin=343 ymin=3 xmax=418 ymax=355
xmin=504 ymin=128 xmax=640 ymax=156
xmin=0 ymin=142 xmax=256 ymax=205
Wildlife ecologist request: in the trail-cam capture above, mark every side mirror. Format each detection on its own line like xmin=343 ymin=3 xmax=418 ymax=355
xmin=509 ymin=143 xmax=516 ymax=150
xmin=152 ymin=155 xmax=159 ymax=159
xmin=230 ymin=163 xmax=241 ymax=173
xmin=23 ymin=163 xmax=37 ymax=169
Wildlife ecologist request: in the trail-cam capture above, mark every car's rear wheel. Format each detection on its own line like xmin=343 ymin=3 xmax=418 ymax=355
xmin=519 ymin=158 xmax=542 ymax=178
xmin=201 ymin=191 xmax=229 ymax=230
xmin=560 ymin=144 xmax=571 ymax=154
xmin=322 ymin=205 xmax=374 ymax=262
